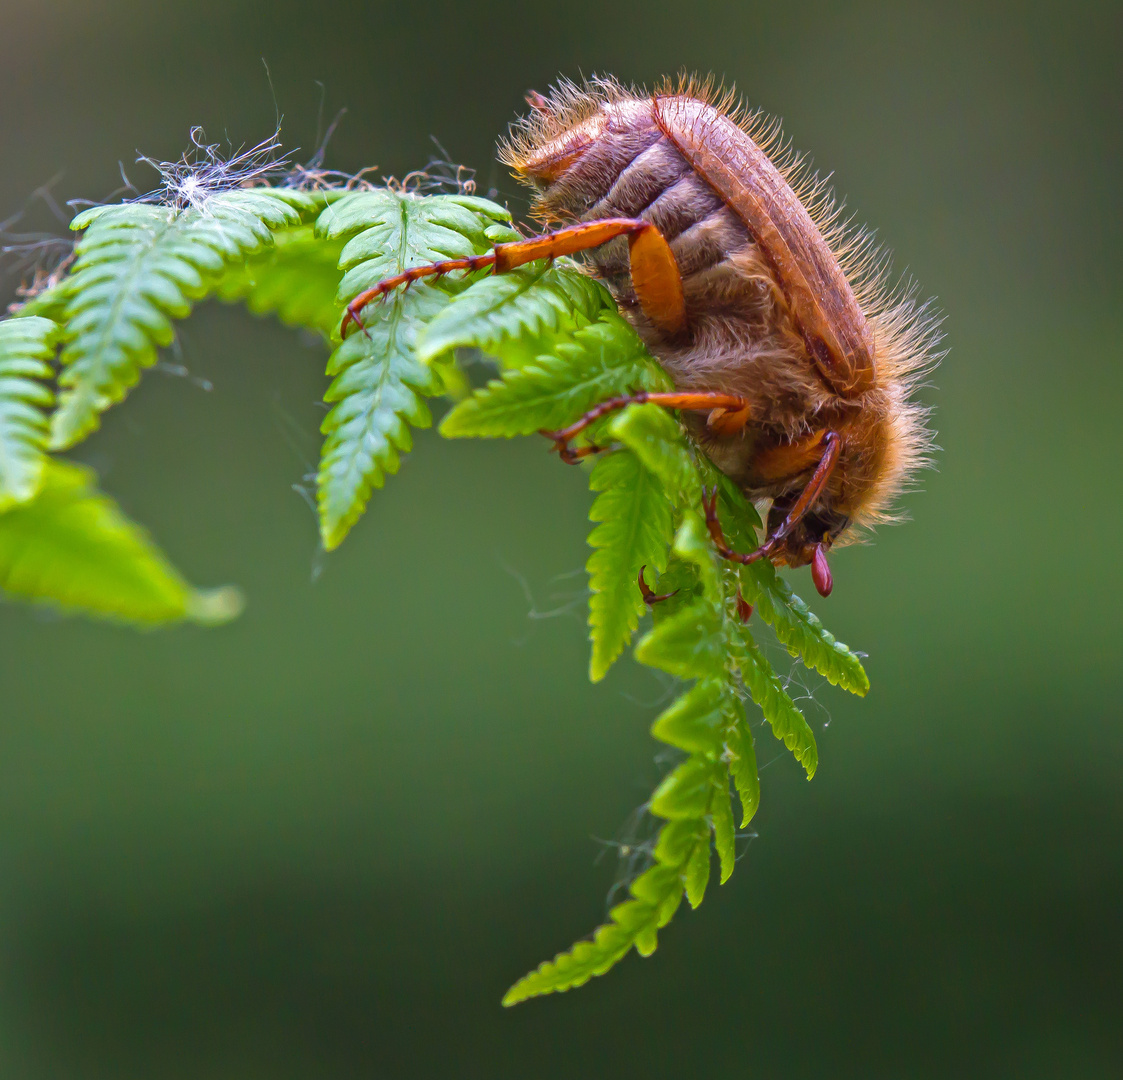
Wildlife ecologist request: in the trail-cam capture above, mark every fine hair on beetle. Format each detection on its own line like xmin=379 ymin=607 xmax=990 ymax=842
xmin=345 ymin=73 xmax=940 ymax=599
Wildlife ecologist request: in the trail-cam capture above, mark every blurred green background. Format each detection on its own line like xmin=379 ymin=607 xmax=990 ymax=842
xmin=1 ymin=0 xmax=1120 ymax=1075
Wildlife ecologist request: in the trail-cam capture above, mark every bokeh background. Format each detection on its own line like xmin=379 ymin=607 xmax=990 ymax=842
xmin=1 ymin=1 xmax=1120 ymax=1075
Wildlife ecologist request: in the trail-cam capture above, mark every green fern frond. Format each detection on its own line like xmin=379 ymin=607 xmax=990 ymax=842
xmin=316 ymin=297 xmax=442 ymax=551
xmin=416 ymin=261 xmax=612 ymax=365
xmin=0 ymin=179 xmax=879 ymax=999
xmin=214 ymin=224 xmax=345 ymax=335
xmin=738 ymin=560 xmax=869 ymax=695
xmin=312 ymin=190 xmax=512 ymax=550
xmin=0 ymin=459 xmax=241 ymax=624
xmin=440 ymin=311 xmax=670 ymax=438
xmin=586 ymin=450 xmax=674 ymax=681
xmin=0 ymin=316 xmax=59 ymax=508
xmin=608 ymin=402 xmax=701 ymax=505
xmin=505 ymin=632 xmax=757 ymax=1003
xmin=51 ymin=191 xmax=309 ymax=450
xmin=732 ymin=627 xmax=819 ymax=778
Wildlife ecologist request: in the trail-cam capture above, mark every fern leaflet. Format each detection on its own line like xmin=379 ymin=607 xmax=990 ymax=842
xmin=586 ymin=450 xmax=674 ymax=681
xmin=214 ymin=224 xmax=345 ymax=336
xmin=313 ymin=190 xmax=511 ymax=549
xmin=0 ymin=316 xmax=58 ymax=508
xmin=440 ymin=311 xmax=670 ymax=439
xmin=0 ymin=460 xmax=241 ymax=624
xmin=50 ymin=190 xmax=312 ymax=449
xmin=738 ymin=560 xmax=869 ymax=695
xmin=416 ymin=261 xmax=612 ymax=365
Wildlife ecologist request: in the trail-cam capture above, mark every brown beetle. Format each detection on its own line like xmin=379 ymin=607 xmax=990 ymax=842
xmin=342 ymin=76 xmax=938 ymax=598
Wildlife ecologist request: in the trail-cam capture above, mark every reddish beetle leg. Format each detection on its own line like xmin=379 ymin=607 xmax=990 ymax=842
xmin=638 ymin=565 xmax=678 ymax=606
xmin=341 ymin=216 xmax=688 ymax=340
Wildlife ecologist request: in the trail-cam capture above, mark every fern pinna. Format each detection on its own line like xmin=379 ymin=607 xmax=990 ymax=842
xmin=0 ymin=171 xmax=867 ymax=1002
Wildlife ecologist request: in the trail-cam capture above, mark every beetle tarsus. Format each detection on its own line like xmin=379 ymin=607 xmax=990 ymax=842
xmin=811 ymin=543 xmax=833 ymax=598
xmin=540 ymin=431 xmax=607 ymax=464
xmin=736 ymin=589 xmax=753 ymax=622
xmin=638 ymin=565 xmax=678 ymax=606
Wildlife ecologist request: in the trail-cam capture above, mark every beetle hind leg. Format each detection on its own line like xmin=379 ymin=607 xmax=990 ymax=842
xmin=340 ymin=216 xmax=689 ymax=341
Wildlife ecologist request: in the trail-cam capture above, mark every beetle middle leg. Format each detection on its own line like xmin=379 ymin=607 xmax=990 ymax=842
xmin=540 ymin=390 xmax=752 ymax=463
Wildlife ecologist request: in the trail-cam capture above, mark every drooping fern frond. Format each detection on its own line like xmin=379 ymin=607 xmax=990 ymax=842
xmin=50 ymin=189 xmax=322 ymax=450
xmin=0 ymin=316 xmax=58 ymax=509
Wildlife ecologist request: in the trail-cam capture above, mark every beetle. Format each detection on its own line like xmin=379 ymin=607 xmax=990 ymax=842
xmin=341 ymin=76 xmax=937 ymax=598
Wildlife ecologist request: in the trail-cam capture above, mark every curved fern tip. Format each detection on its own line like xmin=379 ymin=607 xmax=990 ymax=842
xmin=186 ymin=584 xmax=245 ymax=626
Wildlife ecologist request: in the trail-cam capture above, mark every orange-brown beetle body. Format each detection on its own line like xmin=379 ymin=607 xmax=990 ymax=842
xmin=345 ymin=76 xmax=938 ymax=597
xmin=504 ymin=78 xmax=937 ymax=587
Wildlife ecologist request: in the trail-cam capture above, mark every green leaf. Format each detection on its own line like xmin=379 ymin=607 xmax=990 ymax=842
xmin=440 ymin=311 xmax=668 ymax=439
xmin=672 ymin=510 xmax=724 ymax=605
xmin=503 ymin=825 xmax=693 ymax=1005
xmin=52 ymin=192 xmax=305 ymax=449
xmin=634 ymin=600 xmax=726 ymax=681
xmin=586 ymin=450 xmax=673 ymax=681
xmin=738 ymin=560 xmax=869 ymax=695
xmin=710 ymin=782 xmax=737 ymax=883
xmin=651 ymin=756 xmax=719 ymax=820
xmin=683 ymin=822 xmax=713 ymax=908
xmin=733 ymin=627 xmax=819 ymax=779
xmin=313 ymin=190 xmax=507 ymax=549
xmin=316 ymin=297 xmax=441 ymax=551
xmin=0 ymin=460 xmax=241 ymax=625
xmin=416 ymin=262 xmax=611 ymax=364
xmin=609 ymin=402 xmax=700 ymax=504
xmin=0 ymin=316 xmax=59 ymax=508
xmin=502 ymin=919 xmax=636 ymax=1006
xmin=214 ymin=224 xmax=345 ymax=335
xmin=316 ymin=190 xmax=506 ymax=296
xmin=650 ymin=679 xmax=727 ymax=755
xmin=723 ymin=694 xmax=760 ymax=827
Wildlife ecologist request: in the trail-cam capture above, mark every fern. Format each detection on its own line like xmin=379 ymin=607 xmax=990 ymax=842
xmin=586 ymin=450 xmax=673 ymax=681
xmin=440 ymin=310 xmax=671 ymax=438
xmin=738 ymin=559 xmax=869 ymax=694
xmin=50 ymin=190 xmax=319 ymax=450
xmin=0 ymin=174 xmax=874 ymax=1003
xmin=214 ymin=223 xmax=345 ymax=336
xmin=0 ymin=459 xmax=241 ymax=624
xmin=0 ymin=316 xmax=58 ymax=508
xmin=416 ymin=260 xmax=612 ymax=365
xmin=312 ymin=190 xmax=512 ymax=549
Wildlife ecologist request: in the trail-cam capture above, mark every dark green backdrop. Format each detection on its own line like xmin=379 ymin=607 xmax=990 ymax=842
xmin=1 ymin=1 xmax=1120 ymax=1076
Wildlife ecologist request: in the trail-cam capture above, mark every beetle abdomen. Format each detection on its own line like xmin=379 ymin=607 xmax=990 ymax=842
xmin=512 ymin=98 xmax=756 ymax=303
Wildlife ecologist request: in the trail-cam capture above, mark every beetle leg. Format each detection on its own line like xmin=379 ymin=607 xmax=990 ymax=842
xmin=540 ymin=390 xmax=752 ymax=462
xmin=701 ymin=431 xmax=842 ymax=597
xmin=736 ymin=588 xmax=754 ymax=622
xmin=341 ymin=217 xmax=687 ymax=339
xmin=341 ymin=250 xmax=499 ymax=337
xmin=638 ymin=565 xmax=678 ymax=606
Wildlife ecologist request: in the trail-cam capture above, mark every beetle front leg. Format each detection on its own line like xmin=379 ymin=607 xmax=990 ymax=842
xmin=700 ymin=431 xmax=842 ymax=597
